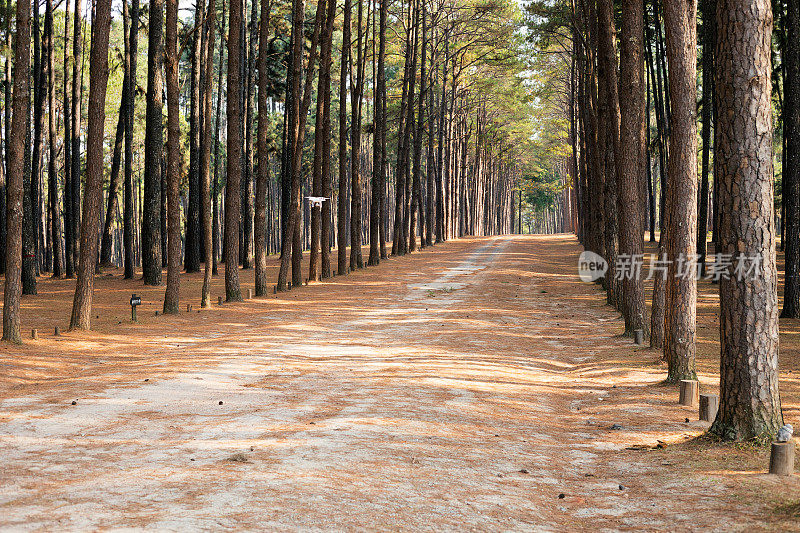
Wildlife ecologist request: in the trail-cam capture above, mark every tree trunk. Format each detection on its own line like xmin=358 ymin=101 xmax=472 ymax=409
xmin=320 ymin=0 xmax=336 ymax=278
xmin=663 ymin=0 xmax=698 ymax=382
xmin=2 ymin=0 xmax=31 ymax=343
xmin=310 ymin=0 xmax=335 ymax=281
xmin=62 ymin=0 xmax=73 ymax=278
xmin=100 ymin=101 xmax=125 ymax=267
xmin=596 ymin=0 xmax=620 ymax=307
xmin=782 ymin=0 xmax=800 ymax=317
xmin=240 ymin=0 xmax=258 ymax=270
xmin=142 ymin=0 xmax=163 ymax=285
xmin=45 ymin=0 xmax=61 ymax=277
xmin=25 ymin=0 xmax=44 ymax=294
xmin=225 ymin=0 xmax=243 ymax=300
xmin=368 ymin=0 xmax=387 ymax=265
xmin=0 ymin=0 xmax=9 ymax=277
xmin=163 ymin=0 xmax=180 ymax=314
xmin=255 ymin=0 xmax=272 ymax=295
xmin=336 ymin=0 xmax=351 ymax=277
xmin=123 ymin=0 xmax=139 ymax=278
xmin=201 ymin=0 xmax=217 ymax=306
xmin=710 ymin=0 xmax=783 ymax=441
xmin=185 ymin=0 xmax=203 ymax=274
xmin=70 ymin=0 xmax=82 ymax=273
xmin=69 ymin=0 xmax=112 ymax=331
xmin=411 ymin=0 xmax=427 ymax=250
xmin=212 ymin=0 xmax=226 ymax=277
xmin=617 ymin=0 xmax=647 ymax=336
xmin=350 ymin=0 xmax=367 ymax=271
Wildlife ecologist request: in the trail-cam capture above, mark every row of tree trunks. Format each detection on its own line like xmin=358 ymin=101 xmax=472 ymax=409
xmin=572 ymin=0 xmax=782 ymax=441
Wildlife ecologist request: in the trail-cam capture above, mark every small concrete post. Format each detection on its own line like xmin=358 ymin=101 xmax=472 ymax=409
xmin=699 ymin=393 xmax=718 ymax=422
xmin=679 ymin=380 xmax=699 ymax=407
xmin=247 ymin=289 xmax=253 ymax=300
xmin=769 ymin=441 xmax=795 ymax=476
xmin=54 ymin=326 xmax=60 ymax=336
xmin=31 ymin=329 xmax=38 ymax=340
xmin=633 ymin=329 xmax=644 ymax=345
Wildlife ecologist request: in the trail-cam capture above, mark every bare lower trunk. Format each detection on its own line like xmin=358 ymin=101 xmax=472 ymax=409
xmin=101 ymin=106 xmax=124 ymax=267
xmin=336 ymin=0 xmax=351 ymax=277
xmin=45 ymin=0 xmax=62 ymax=277
xmin=255 ymin=0 xmax=271 ymax=295
xmin=163 ymin=0 xmax=181 ymax=314
xmin=663 ymin=0 xmax=698 ymax=382
xmin=70 ymin=0 xmax=82 ymax=273
xmin=368 ymin=0 xmax=387 ymax=266
xmin=143 ymin=0 xmax=163 ymax=285
xmin=124 ymin=0 xmax=140 ymax=279
xmin=710 ymin=0 xmax=783 ymax=441
xmin=200 ymin=0 xmax=217 ymax=306
xmin=69 ymin=0 xmax=112 ymax=331
xmin=782 ymin=0 xmax=800 ymax=317
xmin=349 ymin=0 xmax=366 ymax=271
xmin=617 ymin=0 xmax=647 ymax=336
xmin=2 ymin=0 xmax=31 ymax=343
xmin=225 ymin=0 xmax=243 ymax=300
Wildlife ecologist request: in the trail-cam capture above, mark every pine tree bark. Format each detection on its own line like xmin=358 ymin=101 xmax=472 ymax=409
xmin=411 ymin=0 xmax=427 ymax=251
xmin=102 ymin=0 xmax=129 ymax=269
xmin=697 ymin=0 xmax=715 ymax=276
xmin=69 ymin=0 xmax=112 ymax=331
xmin=225 ymin=0 xmax=244 ymax=300
xmin=45 ymin=0 xmax=61 ymax=277
xmin=368 ymin=0 xmax=387 ymax=265
xmin=241 ymin=0 xmax=258 ymax=270
xmin=425 ymin=20 xmax=435 ymax=249
xmin=392 ymin=4 xmax=413 ymax=255
xmin=782 ymin=0 xmax=800 ymax=317
xmin=617 ymin=0 xmax=647 ymax=336
xmin=25 ymin=0 xmax=44 ymax=294
xmin=350 ymin=0 xmax=367 ymax=271
xmin=309 ymin=0 xmax=334 ymax=281
xmin=124 ymin=0 xmax=140 ymax=279
xmin=201 ymin=0 xmax=217 ymax=307
xmin=185 ymin=0 xmax=203 ymax=274
xmin=710 ymin=0 xmax=783 ymax=441
xmin=336 ymin=0 xmax=351 ymax=277
xmin=2 ymin=0 xmax=31 ymax=343
xmin=70 ymin=0 xmax=82 ymax=272
xmin=163 ymin=0 xmax=180 ymax=314
xmin=0 ymin=0 xmax=8 ymax=277
xmin=255 ymin=0 xmax=272 ymax=295
xmin=663 ymin=0 xmax=698 ymax=382
xmin=596 ymin=0 xmax=620 ymax=307
xmin=143 ymin=0 xmax=164 ymax=285
xmin=62 ymin=0 xmax=73 ymax=278
xmin=212 ymin=0 xmax=226 ymax=277
xmin=320 ymin=0 xmax=336 ymax=278
xmin=100 ymin=102 xmax=125 ymax=267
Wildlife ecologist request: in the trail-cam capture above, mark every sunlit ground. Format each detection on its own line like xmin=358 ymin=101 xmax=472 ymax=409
xmin=0 ymin=235 xmax=798 ymax=529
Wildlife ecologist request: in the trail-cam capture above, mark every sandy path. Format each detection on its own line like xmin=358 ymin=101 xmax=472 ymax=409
xmin=0 ymin=236 xmax=792 ymax=531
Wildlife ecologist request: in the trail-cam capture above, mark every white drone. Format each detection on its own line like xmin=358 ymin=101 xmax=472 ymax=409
xmin=306 ymin=196 xmax=330 ymax=208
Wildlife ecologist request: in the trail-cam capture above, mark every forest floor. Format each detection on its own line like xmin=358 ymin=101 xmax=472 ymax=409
xmin=1 ymin=235 xmax=800 ymax=531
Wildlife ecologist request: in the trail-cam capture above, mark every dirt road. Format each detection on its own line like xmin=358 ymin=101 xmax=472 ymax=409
xmin=1 ymin=236 xmax=797 ymax=530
